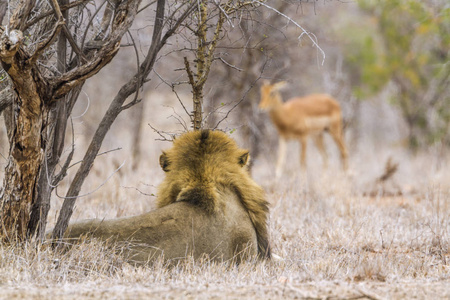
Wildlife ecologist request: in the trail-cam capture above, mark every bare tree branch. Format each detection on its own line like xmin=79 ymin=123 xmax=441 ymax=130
xmin=24 ymin=0 xmax=91 ymax=30
xmin=254 ymin=0 xmax=326 ymax=65
xmin=50 ymin=0 xmax=142 ymax=101
xmin=94 ymin=0 xmax=116 ymax=40
xmin=184 ymin=57 xmax=195 ymax=87
xmin=9 ymin=0 xmax=36 ymax=31
xmin=80 ymin=0 xmax=108 ymax=49
xmin=55 ymin=160 xmax=126 ymax=199
xmin=52 ymin=0 xmax=196 ymax=241
xmin=138 ymin=0 xmax=157 ymax=14
xmin=49 ymin=0 xmax=87 ymax=63
xmin=120 ymin=30 xmax=141 ymax=111
xmin=51 ymin=118 xmax=75 ymax=187
xmin=148 ymin=123 xmax=175 ymax=141
xmin=213 ymin=72 xmax=261 ymax=130
xmin=28 ymin=17 xmax=65 ymax=65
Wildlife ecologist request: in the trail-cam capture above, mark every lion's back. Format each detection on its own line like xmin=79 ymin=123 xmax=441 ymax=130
xmin=62 ymin=190 xmax=258 ymax=263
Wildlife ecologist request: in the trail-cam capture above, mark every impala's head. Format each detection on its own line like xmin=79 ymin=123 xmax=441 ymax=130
xmin=259 ymin=81 xmax=287 ymax=110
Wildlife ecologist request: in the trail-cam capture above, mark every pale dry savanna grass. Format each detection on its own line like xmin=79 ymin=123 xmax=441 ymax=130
xmin=0 ymin=136 xmax=449 ymax=299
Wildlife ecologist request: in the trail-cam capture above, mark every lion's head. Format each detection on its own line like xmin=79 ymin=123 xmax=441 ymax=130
xmin=157 ymin=130 xmax=271 ymax=258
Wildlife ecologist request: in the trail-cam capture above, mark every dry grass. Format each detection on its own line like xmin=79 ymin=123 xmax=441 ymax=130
xmin=1 ymin=139 xmax=449 ymax=299
xmin=1 ymin=86 xmax=449 ymax=299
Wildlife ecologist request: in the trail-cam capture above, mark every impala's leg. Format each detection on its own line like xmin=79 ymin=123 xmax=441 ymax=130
xmin=314 ymin=133 xmax=328 ymax=169
xmin=329 ymin=124 xmax=348 ymax=170
xmin=276 ymin=137 xmax=287 ymax=178
xmin=299 ymin=136 xmax=307 ymax=171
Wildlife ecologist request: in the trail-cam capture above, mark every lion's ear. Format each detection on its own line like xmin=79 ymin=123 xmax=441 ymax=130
xmin=238 ymin=151 xmax=250 ymax=167
xmin=159 ymin=152 xmax=170 ymax=172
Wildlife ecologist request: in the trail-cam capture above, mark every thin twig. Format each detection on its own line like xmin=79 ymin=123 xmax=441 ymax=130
xmin=212 ymin=0 xmax=234 ymax=28
xmin=121 ymin=186 xmax=156 ymax=197
xmin=121 ymin=98 xmax=142 ymax=111
xmin=80 ymin=0 xmax=107 ymax=50
xmin=164 ymin=105 xmax=188 ymax=131
xmin=218 ymin=57 xmax=244 ymax=72
xmin=254 ymin=0 xmax=326 ymax=65
xmin=24 ymin=0 xmax=90 ymax=30
xmin=55 ymin=160 xmax=126 ymax=199
xmin=148 ymin=123 xmax=176 ymax=141
xmin=214 ymin=60 xmax=267 ymax=129
xmin=49 ymin=0 xmax=86 ymax=63
xmin=28 ymin=17 xmax=64 ymax=65
xmin=153 ymin=69 xmax=192 ymax=122
xmin=137 ymin=0 xmax=157 ymax=14
xmin=52 ymin=118 xmax=75 ymax=187
xmin=68 ymin=147 xmax=122 ymax=169
xmin=120 ymin=30 xmax=141 ymax=111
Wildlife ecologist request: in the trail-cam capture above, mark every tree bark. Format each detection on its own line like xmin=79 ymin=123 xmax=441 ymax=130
xmin=0 ymin=32 xmax=47 ymax=241
xmin=193 ymin=86 xmax=203 ymax=131
xmin=185 ymin=1 xmax=224 ymax=131
xmin=28 ymin=0 xmax=71 ymax=240
xmin=131 ymin=100 xmax=145 ymax=170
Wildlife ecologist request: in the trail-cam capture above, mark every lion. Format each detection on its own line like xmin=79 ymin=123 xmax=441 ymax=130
xmin=58 ymin=130 xmax=271 ymax=263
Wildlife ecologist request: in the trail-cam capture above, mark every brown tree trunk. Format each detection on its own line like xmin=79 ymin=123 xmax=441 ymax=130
xmin=0 ymin=0 xmax=64 ymax=242
xmin=0 ymin=70 xmax=44 ymax=242
xmin=192 ymin=87 xmax=203 ymax=131
xmin=27 ymin=0 xmax=71 ymax=241
xmin=131 ymin=100 xmax=144 ymax=170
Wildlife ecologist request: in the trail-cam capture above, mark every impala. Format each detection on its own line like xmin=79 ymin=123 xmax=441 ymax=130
xmin=259 ymin=81 xmax=348 ymax=178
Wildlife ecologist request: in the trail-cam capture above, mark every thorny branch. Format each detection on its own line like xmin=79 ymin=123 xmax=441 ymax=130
xmin=184 ymin=57 xmax=195 ymax=88
xmin=149 ymin=123 xmax=177 ymax=142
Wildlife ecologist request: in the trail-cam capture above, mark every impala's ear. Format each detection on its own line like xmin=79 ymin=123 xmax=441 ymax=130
xmin=238 ymin=151 xmax=250 ymax=167
xmin=159 ymin=152 xmax=170 ymax=172
xmin=273 ymin=81 xmax=287 ymax=90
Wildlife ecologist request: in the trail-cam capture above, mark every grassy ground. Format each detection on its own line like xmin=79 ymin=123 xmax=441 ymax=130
xmin=0 ymin=134 xmax=449 ymax=299
xmin=1 ymin=87 xmax=449 ymax=299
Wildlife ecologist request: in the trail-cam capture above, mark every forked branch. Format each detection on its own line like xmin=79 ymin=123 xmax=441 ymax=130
xmin=50 ymin=0 xmax=141 ymax=101
xmin=28 ymin=17 xmax=65 ymax=65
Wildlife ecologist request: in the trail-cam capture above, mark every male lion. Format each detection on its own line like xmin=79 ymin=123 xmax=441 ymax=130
xmin=59 ymin=130 xmax=271 ymax=263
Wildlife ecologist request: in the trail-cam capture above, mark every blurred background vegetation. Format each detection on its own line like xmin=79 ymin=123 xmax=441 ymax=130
xmin=348 ymin=0 xmax=449 ymax=149
xmin=137 ymin=0 xmax=449 ymax=165
xmin=0 ymin=0 xmax=448 ymax=178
